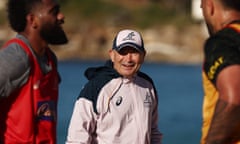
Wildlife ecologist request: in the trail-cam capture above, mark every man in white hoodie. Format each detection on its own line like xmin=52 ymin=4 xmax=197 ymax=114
xmin=66 ymin=29 xmax=162 ymax=144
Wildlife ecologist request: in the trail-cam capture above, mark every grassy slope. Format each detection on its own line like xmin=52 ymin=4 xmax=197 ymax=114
xmin=60 ymin=0 xmax=194 ymax=30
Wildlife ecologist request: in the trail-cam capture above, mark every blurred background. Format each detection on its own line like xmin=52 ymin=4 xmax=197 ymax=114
xmin=0 ymin=0 xmax=206 ymax=143
xmin=0 ymin=0 xmax=207 ymax=64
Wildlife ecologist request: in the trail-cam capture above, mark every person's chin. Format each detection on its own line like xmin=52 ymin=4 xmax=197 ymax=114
xmin=49 ymin=37 xmax=68 ymax=45
xmin=122 ymin=71 xmax=134 ymax=78
xmin=47 ymin=33 xmax=68 ymax=45
xmin=42 ymin=27 xmax=69 ymax=45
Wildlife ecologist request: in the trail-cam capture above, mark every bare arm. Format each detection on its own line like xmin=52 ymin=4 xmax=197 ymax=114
xmin=206 ymin=65 xmax=240 ymax=144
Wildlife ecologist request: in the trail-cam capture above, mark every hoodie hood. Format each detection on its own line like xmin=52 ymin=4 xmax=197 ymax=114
xmin=84 ymin=60 xmax=121 ymax=80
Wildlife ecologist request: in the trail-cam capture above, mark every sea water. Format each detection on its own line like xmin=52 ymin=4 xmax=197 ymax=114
xmin=57 ymin=60 xmax=203 ymax=144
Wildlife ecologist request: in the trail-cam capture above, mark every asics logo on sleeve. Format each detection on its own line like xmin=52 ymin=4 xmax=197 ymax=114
xmin=116 ymin=96 xmax=123 ymax=106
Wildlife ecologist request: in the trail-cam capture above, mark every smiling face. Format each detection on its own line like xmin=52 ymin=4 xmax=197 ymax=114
xmin=35 ymin=0 xmax=68 ymax=44
xmin=109 ymin=46 xmax=145 ymax=78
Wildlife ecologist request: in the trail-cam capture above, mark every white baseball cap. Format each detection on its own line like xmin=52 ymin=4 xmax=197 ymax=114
xmin=112 ymin=29 xmax=145 ymax=53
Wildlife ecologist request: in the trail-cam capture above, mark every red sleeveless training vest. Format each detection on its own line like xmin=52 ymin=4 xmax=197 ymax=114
xmin=0 ymin=38 xmax=59 ymax=144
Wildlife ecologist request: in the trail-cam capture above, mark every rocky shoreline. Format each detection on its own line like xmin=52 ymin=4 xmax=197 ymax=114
xmin=53 ymin=23 xmax=207 ymax=64
xmin=0 ymin=23 xmax=208 ymax=64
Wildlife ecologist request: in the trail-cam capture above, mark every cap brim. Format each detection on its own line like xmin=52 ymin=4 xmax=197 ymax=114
xmin=115 ymin=43 xmax=145 ymax=53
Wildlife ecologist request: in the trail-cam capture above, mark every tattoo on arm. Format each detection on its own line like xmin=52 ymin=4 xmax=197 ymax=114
xmin=206 ymin=99 xmax=240 ymax=144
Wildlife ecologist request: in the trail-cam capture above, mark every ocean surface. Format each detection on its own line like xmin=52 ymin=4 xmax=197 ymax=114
xmin=57 ymin=60 xmax=203 ymax=144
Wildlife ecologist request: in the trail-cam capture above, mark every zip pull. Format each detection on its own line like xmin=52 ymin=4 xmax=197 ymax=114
xmin=106 ymin=78 xmax=123 ymax=113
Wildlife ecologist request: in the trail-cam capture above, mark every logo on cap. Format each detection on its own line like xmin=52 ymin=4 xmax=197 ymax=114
xmin=122 ymin=32 xmax=136 ymax=41
xmin=113 ymin=29 xmax=145 ymax=53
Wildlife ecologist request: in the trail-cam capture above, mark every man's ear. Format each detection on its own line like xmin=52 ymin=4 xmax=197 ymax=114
xmin=207 ymin=0 xmax=215 ymax=16
xmin=26 ymin=13 xmax=38 ymax=29
xmin=140 ymin=52 xmax=146 ymax=64
xmin=109 ymin=49 xmax=115 ymax=62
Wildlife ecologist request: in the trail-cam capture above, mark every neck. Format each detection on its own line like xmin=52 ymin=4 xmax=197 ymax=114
xmin=20 ymin=32 xmax=48 ymax=56
xmin=220 ymin=11 xmax=240 ymax=29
